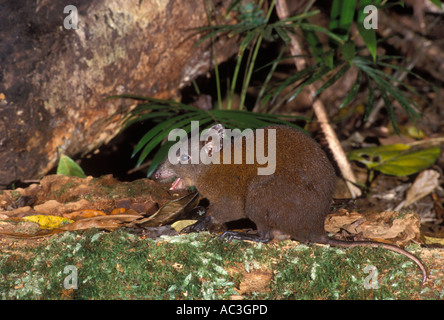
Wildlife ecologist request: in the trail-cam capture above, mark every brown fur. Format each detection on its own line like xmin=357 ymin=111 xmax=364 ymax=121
xmin=156 ymin=125 xmax=335 ymax=242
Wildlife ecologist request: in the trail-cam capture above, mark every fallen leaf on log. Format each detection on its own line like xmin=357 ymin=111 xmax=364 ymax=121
xmin=23 ymin=215 xmax=74 ymax=229
xmin=58 ymin=218 xmax=120 ymax=231
xmin=324 ymin=209 xmax=366 ymax=234
xmin=110 ymin=208 xmax=128 ymax=215
xmin=127 ymin=192 xmax=199 ymax=228
xmin=325 ymin=209 xmax=421 ymax=245
xmin=422 ymin=235 xmax=444 ymax=246
xmin=60 ymin=213 xmax=143 ymax=231
xmin=63 ymin=209 xmax=108 ymax=219
xmin=399 ymin=169 xmax=440 ymax=209
xmin=0 ymin=174 xmax=189 ymax=239
xmin=171 ymin=220 xmax=198 ymax=233
xmin=33 ymin=199 xmax=94 ymax=216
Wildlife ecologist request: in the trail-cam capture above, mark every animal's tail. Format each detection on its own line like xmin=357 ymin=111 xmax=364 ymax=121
xmin=326 ymin=238 xmax=427 ymax=284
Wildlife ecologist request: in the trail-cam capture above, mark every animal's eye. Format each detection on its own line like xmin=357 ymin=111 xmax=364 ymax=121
xmin=180 ymin=154 xmax=190 ymax=162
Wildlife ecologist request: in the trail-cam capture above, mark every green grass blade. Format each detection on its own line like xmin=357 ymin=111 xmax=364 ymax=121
xmin=287 ymin=65 xmax=332 ymax=102
xmin=300 ymin=23 xmax=345 ymax=44
xmin=135 ymin=113 xmax=212 ymax=166
xmin=274 ymin=26 xmax=291 ymax=44
xmin=132 ymin=113 xmax=196 ymax=158
xmin=357 ymin=0 xmax=377 ymax=61
xmin=361 ymin=64 xmax=420 ymax=120
xmin=210 ymin=109 xmax=270 ymax=128
xmin=254 ymin=49 xmax=285 ymax=111
xmin=314 ymin=63 xmax=350 ymax=96
xmin=302 ymin=27 xmax=331 ymax=66
xmin=123 ymin=111 xmax=174 ymax=129
xmin=329 ymin=0 xmax=357 ymax=42
xmin=380 ymin=86 xmax=399 ymax=134
xmin=266 ymin=63 xmax=319 ymax=103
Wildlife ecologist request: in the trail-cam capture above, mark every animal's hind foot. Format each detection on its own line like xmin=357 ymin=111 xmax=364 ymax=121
xmin=219 ymin=231 xmax=271 ymax=243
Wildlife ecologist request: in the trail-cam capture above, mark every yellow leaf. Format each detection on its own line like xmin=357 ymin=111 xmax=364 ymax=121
xmin=23 ymin=215 xmax=74 ymax=229
xmin=422 ymin=235 xmax=444 ymax=245
xmin=171 ymin=219 xmax=197 ymax=233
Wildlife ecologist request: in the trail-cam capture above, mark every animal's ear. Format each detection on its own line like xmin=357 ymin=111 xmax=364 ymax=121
xmin=202 ymin=124 xmax=225 ymax=157
xmin=209 ymin=124 xmax=225 ymax=134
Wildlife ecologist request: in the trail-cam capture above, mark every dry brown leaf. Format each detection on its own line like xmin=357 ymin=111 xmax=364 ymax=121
xmin=171 ymin=220 xmax=198 ymax=233
xmin=325 ymin=210 xmax=366 ymax=234
xmin=0 ymin=226 xmax=62 ymax=239
xmin=63 ymin=209 xmax=107 ymax=219
xmin=326 ymin=210 xmax=421 ymax=245
xmin=0 ymin=206 xmax=35 ymax=218
xmin=128 ymin=192 xmax=199 ymax=228
xmin=0 ymin=210 xmax=144 ymax=238
xmin=57 ymin=213 xmax=142 ymax=231
xmin=403 ymin=169 xmax=440 ymax=208
xmin=33 ymin=199 xmax=93 ymax=216
xmin=58 ymin=218 xmax=122 ymax=231
xmin=360 ymin=212 xmax=420 ymax=243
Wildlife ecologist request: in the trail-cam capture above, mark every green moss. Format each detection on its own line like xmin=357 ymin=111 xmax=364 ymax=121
xmin=0 ymin=229 xmax=428 ymax=299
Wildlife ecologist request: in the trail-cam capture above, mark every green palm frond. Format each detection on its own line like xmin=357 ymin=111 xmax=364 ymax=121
xmin=353 ymin=56 xmax=423 ymax=129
